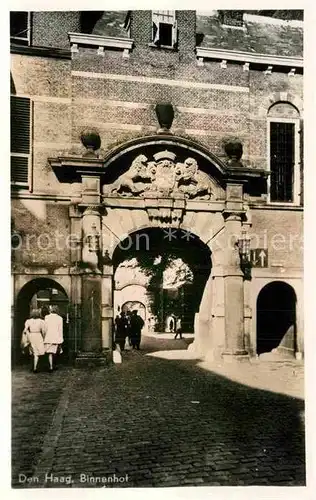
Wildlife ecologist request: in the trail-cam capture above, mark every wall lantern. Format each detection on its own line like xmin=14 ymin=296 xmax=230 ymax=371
xmin=87 ymin=223 xmax=100 ymax=252
xmin=237 ymin=230 xmax=252 ymax=279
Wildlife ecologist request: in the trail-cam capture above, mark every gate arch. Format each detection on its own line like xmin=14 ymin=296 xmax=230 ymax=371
xmin=111 ymin=227 xmax=213 ymax=336
xmin=14 ymin=278 xmax=70 ymax=364
xmin=256 ymin=281 xmax=297 ymax=356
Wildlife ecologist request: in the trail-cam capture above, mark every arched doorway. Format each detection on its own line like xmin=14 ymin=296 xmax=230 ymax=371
xmin=112 ymin=228 xmax=212 ymax=337
xmin=256 ymin=281 xmax=297 ymax=356
xmin=122 ymin=301 xmax=146 ymax=321
xmin=14 ymin=278 xmax=70 ymax=364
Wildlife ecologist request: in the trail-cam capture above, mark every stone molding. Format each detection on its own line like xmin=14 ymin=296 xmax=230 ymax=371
xmin=68 ymin=32 xmax=133 ymax=58
xmin=196 ymin=46 xmax=303 ymax=70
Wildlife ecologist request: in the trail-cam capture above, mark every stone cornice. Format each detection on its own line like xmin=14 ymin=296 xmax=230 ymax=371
xmin=10 ymin=44 xmax=71 ymax=59
xmin=226 ymin=165 xmax=269 ymax=181
xmin=48 ymin=155 xmax=106 ymax=181
xmin=68 ymin=32 xmax=134 ymax=57
xmin=248 ymin=203 xmax=303 ymax=211
xmin=196 ymin=46 xmax=303 ymax=70
xmin=11 ymin=191 xmax=71 ymax=202
xmin=48 ymin=137 xmax=269 ymax=187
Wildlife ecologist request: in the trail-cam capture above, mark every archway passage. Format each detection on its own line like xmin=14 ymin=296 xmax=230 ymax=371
xmin=122 ymin=301 xmax=146 ymax=321
xmin=256 ymin=281 xmax=297 ymax=355
xmin=112 ymin=228 xmax=212 ymax=336
xmin=14 ymin=278 xmax=70 ymax=365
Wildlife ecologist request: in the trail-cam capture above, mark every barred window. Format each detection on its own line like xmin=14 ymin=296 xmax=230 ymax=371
xmin=268 ymin=103 xmax=300 ymax=204
xmin=152 ymin=11 xmax=177 ymax=48
xmin=11 ymin=96 xmax=31 ymax=189
xmin=10 ymin=12 xmax=31 ymax=45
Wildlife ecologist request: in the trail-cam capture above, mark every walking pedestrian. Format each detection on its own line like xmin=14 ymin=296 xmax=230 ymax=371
xmin=115 ymin=311 xmax=128 ymax=351
xmin=169 ymin=316 xmax=174 ymax=333
xmin=130 ymin=310 xmax=144 ymax=350
xmin=174 ymin=316 xmax=183 ymax=339
xmin=44 ymin=305 xmax=63 ymax=372
xmin=21 ymin=308 xmax=46 ymax=373
xmin=125 ymin=310 xmax=133 ymax=348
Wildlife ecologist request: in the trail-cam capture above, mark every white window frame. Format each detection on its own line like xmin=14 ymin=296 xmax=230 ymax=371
xmin=10 ymin=11 xmax=31 ymax=45
xmin=10 ymin=95 xmax=33 ymax=190
xmin=152 ymin=10 xmax=177 ymax=49
xmin=267 ymin=116 xmax=301 ymax=206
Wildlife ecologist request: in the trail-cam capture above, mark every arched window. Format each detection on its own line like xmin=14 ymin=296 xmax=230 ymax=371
xmin=267 ymin=102 xmax=301 ymax=204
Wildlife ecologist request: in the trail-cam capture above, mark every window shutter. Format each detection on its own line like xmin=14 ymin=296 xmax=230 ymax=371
xmin=11 ymin=96 xmax=30 ymax=154
xmin=11 ymin=156 xmax=29 ymax=185
xmin=172 ymin=19 xmax=178 ymax=47
xmin=10 ymin=96 xmax=30 ymax=188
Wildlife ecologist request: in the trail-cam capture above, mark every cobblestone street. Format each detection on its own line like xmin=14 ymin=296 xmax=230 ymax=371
xmin=12 ymin=334 xmax=305 ymax=488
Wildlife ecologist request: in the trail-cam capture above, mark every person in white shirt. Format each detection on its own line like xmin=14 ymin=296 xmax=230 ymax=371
xmin=174 ymin=317 xmax=183 ymax=339
xmin=44 ymin=305 xmax=63 ymax=372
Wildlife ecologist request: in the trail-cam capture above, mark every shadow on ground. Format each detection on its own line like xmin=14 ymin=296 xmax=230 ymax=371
xmin=12 ymin=335 xmax=305 ymax=488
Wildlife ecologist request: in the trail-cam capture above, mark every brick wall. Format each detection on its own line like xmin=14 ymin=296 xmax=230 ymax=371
xmin=248 ymin=70 xmax=303 ymax=169
xmin=32 ymin=11 xmax=80 ymax=49
xmin=11 ymin=54 xmax=72 ymax=193
xmin=12 ymin=199 xmax=71 ymax=270
xmin=176 ymin=11 xmax=196 ymax=58
xmin=71 ymin=48 xmax=251 ymax=158
xmin=130 ymin=10 xmax=152 ymax=48
xmin=11 ymin=11 xmax=303 ymax=273
xmin=250 ymin=209 xmax=303 ymax=268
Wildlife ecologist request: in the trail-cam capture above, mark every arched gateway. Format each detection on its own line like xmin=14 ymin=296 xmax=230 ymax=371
xmin=14 ymin=278 xmax=69 ymax=364
xmin=47 ymin=132 xmax=267 ymax=364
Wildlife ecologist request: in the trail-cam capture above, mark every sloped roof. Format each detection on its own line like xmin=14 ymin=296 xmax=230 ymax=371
xmin=92 ymin=11 xmax=129 ymax=38
xmin=90 ymin=10 xmax=303 ymax=58
xmin=196 ymin=13 xmax=303 ymax=58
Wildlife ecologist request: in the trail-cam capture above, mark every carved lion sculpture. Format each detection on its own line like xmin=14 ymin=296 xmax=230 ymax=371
xmin=176 ymin=157 xmax=212 ymax=199
xmin=103 ymin=155 xmax=152 ymax=196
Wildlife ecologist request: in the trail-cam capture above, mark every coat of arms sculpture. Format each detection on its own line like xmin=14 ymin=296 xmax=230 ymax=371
xmin=102 ymin=151 xmax=213 ymax=200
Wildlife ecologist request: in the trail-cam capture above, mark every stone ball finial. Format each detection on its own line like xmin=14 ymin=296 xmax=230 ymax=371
xmin=155 ymin=102 xmax=174 ymax=134
xmin=80 ymin=128 xmax=101 ymax=156
xmin=222 ymin=137 xmax=243 ymax=163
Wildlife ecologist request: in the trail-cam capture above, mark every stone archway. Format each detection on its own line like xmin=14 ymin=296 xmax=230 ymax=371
xmin=14 ymin=278 xmax=70 ymax=364
xmin=256 ymin=281 xmax=297 ymax=356
xmin=51 ymin=132 xmax=265 ymax=362
xmin=111 ymin=227 xmax=212 ymax=344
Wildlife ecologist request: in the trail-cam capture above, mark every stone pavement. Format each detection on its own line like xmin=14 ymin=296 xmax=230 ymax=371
xmin=12 ymin=334 xmax=305 ymax=488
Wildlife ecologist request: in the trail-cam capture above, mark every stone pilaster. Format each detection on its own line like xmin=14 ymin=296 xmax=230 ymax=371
xmin=69 ymin=203 xmax=82 ymax=267
xmin=221 ymin=181 xmax=248 ymax=360
xmin=76 ymin=204 xmax=110 ymax=365
xmin=101 ymin=258 xmax=114 ymax=356
xmin=80 ymin=274 xmax=101 ymax=353
xmin=81 ymin=206 xmax=102 ymax=273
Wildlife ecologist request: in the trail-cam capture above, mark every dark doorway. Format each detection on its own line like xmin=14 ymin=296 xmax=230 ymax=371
xmin=14 ymin=278 xmax=70 ymax=365
xmin=256 ymin=281 xmax=297 ymax=355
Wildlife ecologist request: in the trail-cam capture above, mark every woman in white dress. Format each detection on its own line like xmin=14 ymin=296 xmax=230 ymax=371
xmin=22 ymin=309 xmax=46 ymax=373
xmin=44 ymin=305 xmax=63 ymax=372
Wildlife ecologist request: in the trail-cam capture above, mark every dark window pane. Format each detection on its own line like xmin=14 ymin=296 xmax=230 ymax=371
xmin=159 ymin=23 xmax=173 ymax=46
xmin=270 ymin=122 xmax=294 ymax=202
xmin=10 ymin=12 xmax=28 ymax=39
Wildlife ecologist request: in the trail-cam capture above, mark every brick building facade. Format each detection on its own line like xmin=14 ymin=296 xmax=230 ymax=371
xmin=10 ymin=10 xmax=304 ymax=364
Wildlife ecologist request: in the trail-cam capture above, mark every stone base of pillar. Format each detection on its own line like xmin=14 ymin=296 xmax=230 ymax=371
xmin=221 ymin=350 xmax=250 ymax=363
xmin=75 ymin=350 xmax=112 ymax=368
xmin=204 ymin=347 xmax=225 ymax=363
